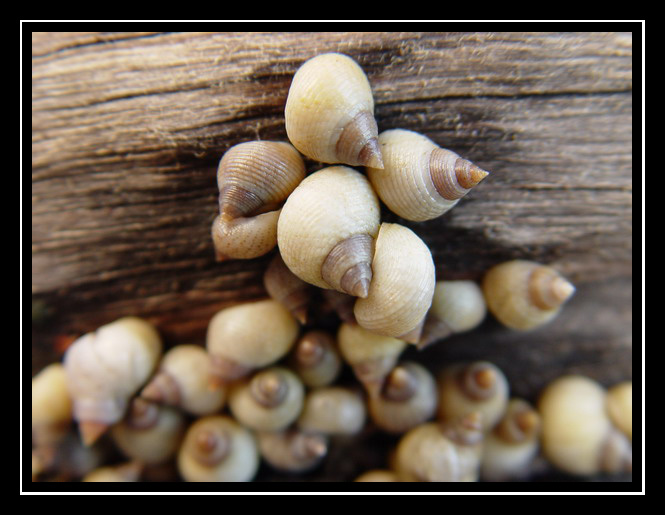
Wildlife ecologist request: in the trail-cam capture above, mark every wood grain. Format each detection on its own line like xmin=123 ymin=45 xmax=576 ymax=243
xmin=30 ymin=32 xmax=634 ymax=483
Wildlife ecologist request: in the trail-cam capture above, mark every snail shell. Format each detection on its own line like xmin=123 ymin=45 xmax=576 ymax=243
xmin=337 ymin=322 xmax=407 ymax=397
xmin=606 ymin=381 xmax=632 ymax=441
xmin=366 ymin=129 xmax=489 ymax=222
xmin=206 ymin=299 xmax=299 ymax=382
xmin=285 ymin=52 xmax=383 ymax=168
xmin=321 ymin=289 xmax=357 ymax=324
xmin=257 ymin=428 xmax=328 ymax=473
xmin=298 ymin=387 xmax=366 ymax=436
xmin=264 ymin=253 xmax=313 ymax=324
xmin=277 ymin=166 xmax=381 ymax=297
xmin=368 ymin=362 xmax=438 ymax=434
xmin=418 ymin=280 xmax=487 ymax=349
xmin=110 ymin=398 xmax=186 ymax=465
xmin=394 ymin=413 xmax=484 ymax=482
xmin=353 ymin=223 xmax=435 ymax=342
xmin=211 ymin=141 xmax=305 ymax=261
xmin=437 ymin=361 xmax=509 ymax=433
xmin=480 ymin=399 xmax=541 ymax=482
xmin=482 ymin=260 xmax=575 ymax=331
xmin=290 ymin=330 xmax=342 ymax=388
xmin=228 ymin=367 xmax=305 ymax=432
xmin=538 ymin=375 xmax=632 ymax=476
xmin=63 ymin=316 xmax=162 ymax=446
xmin=141 ymin=344 xmax=226 ymax=416
xmin=32 ymin=363 xmax=72 ymax=447
xmin=177 ymin=415 xmax=259 ymax=482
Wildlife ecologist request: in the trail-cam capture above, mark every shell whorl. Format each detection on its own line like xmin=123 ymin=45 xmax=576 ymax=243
xmin=353 ymin=223 xmax=435 ymax=342
xmin=277 ymin=166 xmax=380 ymax=294
xmin=141 ymin=370 xmax=181 ymax=406
xmin=264 ymin=253 xmax=312 ymax=324
xmin=285 ymin=53 xmax=383 ymax=168
xmin=249 ymin=369 xmax=289 ymax=408
xmin=366 ymin=129 xmax=489 ymax=222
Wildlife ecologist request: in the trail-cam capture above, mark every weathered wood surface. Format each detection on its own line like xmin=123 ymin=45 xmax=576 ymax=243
xmin=31 ymin=32 xmax=634 ymax=482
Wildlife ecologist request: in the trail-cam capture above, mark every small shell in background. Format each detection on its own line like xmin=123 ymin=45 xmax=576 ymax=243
xmin=366 ymin=129 xmax=489 ymax=222
xmin=538 ymin=375 xmax=632 ymax=476
xmin=418 ymin=280 xmax=487 ymax=349
xmin=482 ymin=260 xmax=575 ymax=331
xmin=321 ymin=289 xmax=357 ymax=324
xmin=394 ymin=413 xmax=484 ymax=482
xmin=298 ymin=387 xmax=366 ymax=436
xmin=82 ymin=461 xmax=143 ymax=482
xmin=257 ymin=428 xmax=328 ymax=474
xmin=177 ymin=415 xmax=259 ymax=482
xmin=211 ymin=141 xmax=305 ymax=261
xmin=290 ymin=331 xmax=342 ymax=388
xmin=437 ymin=361 xmax=509 ymax=433
xmin=141 ymin=344 xmax=226 ymax=416
xmin=354 ymin=470 xmax=400 ymax=482
xmin=606 ymin=381 xmax=632 ymax=441
xmin=480 ymin=398 xmax=541 ymax=482
xmin=228 ymin=367 xmax=305 ymax=432
xmin=110 ymin=398 xmax=186 ymax=465
xmin=32 ymin=363 xmax=72 ymax=447
xmin=285 ymin=52 xmax=383 ymax=168
xmin=264 ymin=253 xmax=313 ymax=324
xmin=368 ymin=362 xmax=438 ymax=434
xmin=337 ymin=322 xmax=407 ymax=397
xmin=277 ymin=166 xmax=381 ymax=297
xmin=206 ymin=299 xmax=299 ymax=382
xmin=353 ymin=223 xmax=435 ymax=343
xmin=63 ymin=317 xmax=162 ymax=446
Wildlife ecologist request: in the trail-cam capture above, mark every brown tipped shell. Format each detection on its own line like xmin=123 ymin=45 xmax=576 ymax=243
xmin=228 ymin=367 xmax=304 ymax=432
xmin=482 ymin=260 xmax=575 ymax=331
xmin=366 ymin=129 xmax=489 ymax=222
xmin=110 ymin=399 xmax=186 ymax=465
xmin=211 ymin=140 xmax=305 ymax=261
xmin=481 ymin=399 xmax=541 ymax=481
xmin=437 ymin=361 xmax=509 ymax=433
xmin=606 ymin=381 xmax=632 ymax=441
xmin=418 ymin=280 xmax=487 ymax=349
xmin=141 ymin=344 xmax=226 ymax=416
xmin=285 ymin=53 xmax=383 ymax=168
xmin=178 ymin=415 xmax=258 ymax=482
xmin=337 ymin=322 xmax=407 ymax=397
xmin=539 ymin=375 xmax=631 ymax=476
xmin=63 ymin=317 xmax=162 ymax=446
xmin=290 ymin=331 xmax=342 ymax=388
xmin=321 ymin=289 xmax=357 ymax=324
xmin=206 ymin=299 xmax=299 ymax=382
xmin=264 ymin=253 xmax=312 ymax=324
xmin=298 ymin=387 xmax=366 ymax=436
xmin=277 ymin=166 xmax=380 ymax=296
xmin=32 ymin=363 xmax=72 ymax=447
xmin=394 ymin=416 xmax=483 ymax=482
xmin=353 ymin=223 xmax=435 ymax=342
xmin=368 ymin=362 xmax=438 ymax=434
xmin=257 ymin=429 xmax=328 ymax=473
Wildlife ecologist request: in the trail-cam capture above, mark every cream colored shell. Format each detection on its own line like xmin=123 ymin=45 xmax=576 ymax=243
xmin=228 ymin=367 xmax=305 ymax=432
xmin=177 ymin=415 xmax=259 ymax=482
xmin=285 ymin=53 xmax=383 ymax=168
xmin=353 ymin=223 xmax=435 ymax=342
xmin=211 ymin=141 xmax=305 ymax=261
xmin=32 ymin=363 xmax=73 ymax=446
xmin=277 ymin=166 xmax=380 ymax=296
xmin=257 ymin=429 xmax=328 ymax=473
xmin=437 ymin=361 xmax=509 ymax=433
xmin=290 ymin=331 xmax=342 ymax=388
xmin=482 ymin=260 xmax=575 ymax=331
xmin=298 ymin=387 xmax=366 ymax=436
xmin=355 ymin=470 xmax=400 ymax=482
xmin=141 ymin=344 xmax=226 ymax=416
xmin=606 ymin=381 xmax=632 ymax=440
xmin=206 ymin=299 xmax=299 ymax=380
xmin=63 ymin=317 xmax=162 ymax=445
xmin=366 ymin=129 xmax=489 ymax=222
xmin=337 ymin=322 xmax=407 ymax=397
xmin=538 ymin=375 xmax=631 ymax=476
xmin=82 ymin=461 xmax=142 ymax=482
